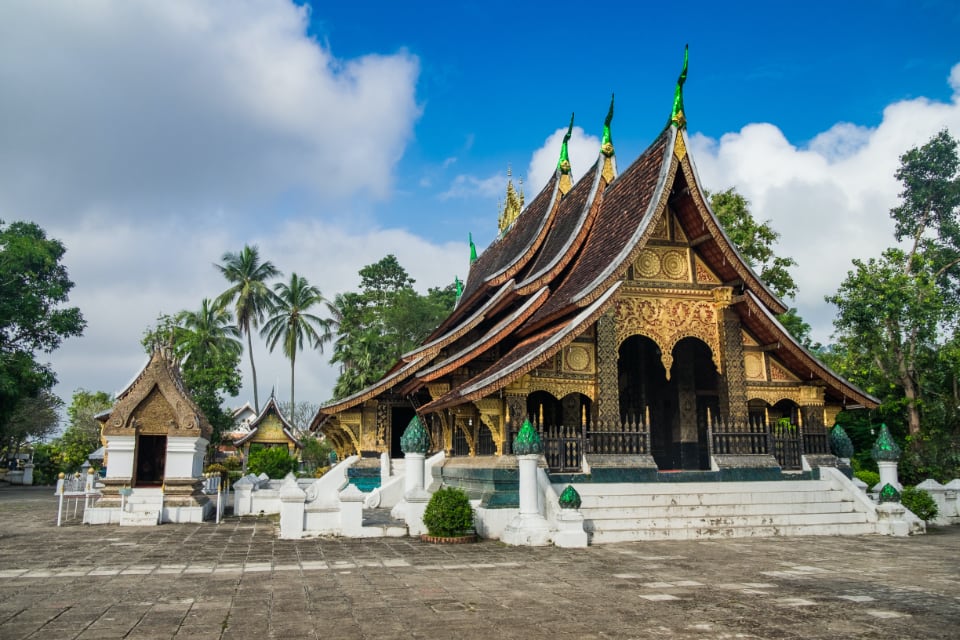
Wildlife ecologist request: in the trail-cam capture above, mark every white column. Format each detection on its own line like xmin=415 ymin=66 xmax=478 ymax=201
xmin=104 ymin=435 xmax=136 ymax=480
xmin=502 ymin=454 xmax=551 ymax=546
xmin=876 ymin=460 xmax=901 ymax=491
xmin=403 ymin=452 xmax=429 ymax=535
xmin=165 ymin=436 xmax=208 ymax=481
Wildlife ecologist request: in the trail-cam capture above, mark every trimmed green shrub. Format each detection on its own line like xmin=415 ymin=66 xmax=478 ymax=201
xmin=422 ymin=487 xmax=474 ymax=537
xmin=901 ymin=486 xmax=939 ymax=522
xmin=221 ymin=456 xmax=242 ymax=471
xmin=247 ymin=446 xmax=298 ymax=479
xmin=855 ymin=470 xmax=880 ymax=489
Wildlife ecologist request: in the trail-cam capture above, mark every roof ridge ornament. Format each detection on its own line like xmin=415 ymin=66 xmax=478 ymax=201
xmin=601 ymin=94 xmax=615 ymax=157
xmin=497 ymin=166 xmax=526 ymax=235
xmin=558 ymin=112 xmax=575 ymax=195
xmin=469 ymin=232 xmax=478 ymax=264
xmin=669 ymin=44 xmax=689 ymax=130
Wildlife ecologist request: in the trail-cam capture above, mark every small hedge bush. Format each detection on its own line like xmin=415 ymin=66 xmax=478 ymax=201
xmin=855 ymin=470 xmax=880 ymax=489
xmin=422 ymin=487 xmax=474 ymax=537
xmin=247 ymin=446 xmax=299 ymax=479
xmin=901 ymin=486 xmax=939 ymax=522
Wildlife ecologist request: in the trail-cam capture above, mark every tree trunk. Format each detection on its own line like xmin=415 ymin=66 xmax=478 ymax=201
xmin=247 ymin=328 xmax=259 ymax=414
xmin=901 ymin=371 xmax=922 ymax=436
xmin=290 ymin=352 xmax=296 ymax=427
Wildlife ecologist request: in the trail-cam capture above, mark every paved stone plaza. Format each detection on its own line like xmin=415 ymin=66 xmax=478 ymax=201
xmin=2 ymin=486 xmax=959 ymax=639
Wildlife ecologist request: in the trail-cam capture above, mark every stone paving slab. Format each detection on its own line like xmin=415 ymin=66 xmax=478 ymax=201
xmin=2 ymin=485 xmax=960 ymax=638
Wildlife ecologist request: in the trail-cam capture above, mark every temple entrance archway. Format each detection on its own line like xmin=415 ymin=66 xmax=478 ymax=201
xmin=618 ymin=335 xmax=717 ymax=470
xmin=135 ymin=435 xmax=166 ymax=486
xmin=391 ymin=406 xmax=416 ymax=458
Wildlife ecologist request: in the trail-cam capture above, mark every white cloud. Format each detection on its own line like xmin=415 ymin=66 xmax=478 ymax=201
xmin=0 ymin=0 xmax=420 ymax=225
xmin=439 ymin=173 xmax=505 ymax=200
xmin=526 ymin=126 xmax=601 ymax=193
xmin=689 ymin=62 xmax=960 ymax=344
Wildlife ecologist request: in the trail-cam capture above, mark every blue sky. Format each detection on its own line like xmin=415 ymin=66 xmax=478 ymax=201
xmin=0 ymin=0 xmax=958 ymax=414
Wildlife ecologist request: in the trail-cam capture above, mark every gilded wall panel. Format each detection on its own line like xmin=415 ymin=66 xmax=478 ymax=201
xmin=633 ymin=246 xmax=691 ymax=283
xmin=769 ymin=360 xmax=800 ymax=382
xmin=694 ymin=255 xmax=721 ymax=285
xmin=741 ymin=330 xmax=760 ymax=347
xmin=744 ymin=352 xmax=767 ymax=381
xmin=615 ymin=292 xmax=722 ymax=378
xmin=562 ymin=343 xmax=595 ymax=374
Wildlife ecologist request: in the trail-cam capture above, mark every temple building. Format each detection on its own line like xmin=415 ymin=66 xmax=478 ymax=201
xmin=312 ymin=50 xmax=877 ymax=486
xmin=233 ymin=395 xmax=303 ymax=462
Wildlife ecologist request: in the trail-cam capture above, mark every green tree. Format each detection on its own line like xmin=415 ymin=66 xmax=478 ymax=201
xmin=0 ymin=220 xmax=85 ymax=455
xmin=827 ymin=130 xmax=960 ymax=438
xmin=247 ymin=445 xmax=298 ymax=478
xmin=215 ymin=245 xmax=281 ymax=414
xmin=261 ymin=273 xmax=331 ymax=416
xmin=709 ymin=188 xmax=799 ymax=300
xmin=329 ymin=257 xmax=457 ymax=399
xmin=59 ymin=389 xmax=112 ymax=471
xmin=278 ymin=400 xmax=320 ymax=437
xmin=2 ymin=390 xmax=61 ymax=460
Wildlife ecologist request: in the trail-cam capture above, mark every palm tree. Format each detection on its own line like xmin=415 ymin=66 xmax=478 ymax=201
xmin=260 ymin=273 xmax=332 ymax=415
xmin=175 ymin=298 xmax=242 ymax=363
xmin=215 ymin=245 xmax=281 ymax=413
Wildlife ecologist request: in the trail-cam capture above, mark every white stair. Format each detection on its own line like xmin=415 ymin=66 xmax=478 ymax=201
xmin=572 ymin=480 xmax=877 ymax=543
xmin=390 ymin=458 xmax=405 ymax=478
xmin=119 ymin=489 xmax=163 ymax=526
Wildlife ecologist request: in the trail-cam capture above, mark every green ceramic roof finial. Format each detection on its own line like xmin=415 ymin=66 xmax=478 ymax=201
xmin=829 ymin=424 xmax=855 ymax=459
xmin=878 ymin=483 xmax=901 ymax=503
xmin=557 ymin=112 xmax=574 ymax=175
xmin=454 ymin=275 xmax=463 ymax=302
xmin=558 ymin=485 xmax=582 ymax=509
xmin=513 ymin=418 xmax=543 ymax=455
xmin=669 ymin=44 xmax=689 ymax=129
xmin=469 ymin=232 xmax=477 ymax=264
xmin=871 ymin=423 xmax=902 ymax=462
xmin=400 ymin=415 xmax=431 ymax=455
xmin=601 ymin=93 xmax=615 ymax=157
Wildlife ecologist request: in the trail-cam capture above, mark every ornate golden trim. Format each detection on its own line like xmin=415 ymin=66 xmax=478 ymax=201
xmin=614 ymin=291 xmax=723 ymax=378
xmin=674 ymin=132 xmax=687 ymax=161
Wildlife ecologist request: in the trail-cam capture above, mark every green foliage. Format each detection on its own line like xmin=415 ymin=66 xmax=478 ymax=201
xmin=330 ymin=256 xmax=457 ymax=399
xmin=247 ymin=446 xmax=298 ymax=478
xmin=422 ymin=487 xmax=474 ymax=537
xmin=215 ymin=244 xmax=282 ymax=414
xmin=57 ymin=389 xmax=112 ymax=471
xmin=854 ymin=470 xmax=880 ymax=488
xmin=901 ymin=486 xmax=939 ymax=522
xmin=826 ymin=130 xmax=960 ymax=440
xmin=29 ymin=442 xmax=60 ymax=485
xmin=709 ymin=188 xmax=798 ymax=300
xmin=299 ymin=436 xmax=334 ymax=472
xmin=2 ymin=390 xmax=62 ymax=460
xmin=204 ymin=463 xmax=228 ymax=479
xmin=220 ymin=455 xmax=242 ymax=471
xmin=0 ymin=220 xmax=85 ymax=453
xmin=261 ymin=273 xmax=331 ymax=411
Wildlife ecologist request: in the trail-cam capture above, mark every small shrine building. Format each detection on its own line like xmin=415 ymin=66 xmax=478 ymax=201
xmin=312 ymin=51 xmax=877 ymax=482
xmin=233 ymin=395 xmax=303 ymax=461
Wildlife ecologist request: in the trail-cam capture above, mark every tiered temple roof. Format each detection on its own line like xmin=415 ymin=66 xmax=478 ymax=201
xmin=312 ymin=54 xmax=876 ymax=439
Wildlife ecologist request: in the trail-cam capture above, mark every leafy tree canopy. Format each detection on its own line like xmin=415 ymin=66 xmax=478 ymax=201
xmin=0 ymin=220 xmax=85 ymax=453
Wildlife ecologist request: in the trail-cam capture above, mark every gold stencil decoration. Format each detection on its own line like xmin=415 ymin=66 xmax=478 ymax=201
xmin=636 ymin=250 xmax=661 ymax=278
xmin=744 ymin=353 xmax=766 ymax=381
xmin=602 ymin=155 xmax=615 ymax=184
xmin=824 ymin=405 xmax=842 ymax=427
xmin=564 ymin=344 xmax=592 ymax=372
xmin=769 ymin=361 xmax=798 ymax=382
xmin=650 ymin=214 xmax=669 ymax=240
xmin=674 ymin=132 xmax=687 ymax=161
xmin=741 ymin=330 xmax=760 ymax=346
xmin=633 ymin=247 xmax=690 ymax=282
xmin=661 ymin=250 xmax=688 ymax=280
xmin=694 ymin=256 xmax=721 ymax=284
xmin=615 ymin=293 xmax=722 ymax=379
xmin=747 ymin=387 xmax=800 ymax=407
xmin=673 ymin=217 xmax=688 ymax=243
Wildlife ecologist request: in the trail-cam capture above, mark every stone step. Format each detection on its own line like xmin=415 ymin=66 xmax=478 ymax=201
xmin=581 ymin=499 xmax=859 ymax=519
xmin=567 ymin=480 xmax=834 ymax=496
xmin=589 ymin=521 xmax=877 ymax=543
xmin=119 ymin=510 xmax=160 ymax=527
xmin=579 ymin=489 xmax=846 ymax=509
xmin=584 ymin=510 xmax=870 ymax=533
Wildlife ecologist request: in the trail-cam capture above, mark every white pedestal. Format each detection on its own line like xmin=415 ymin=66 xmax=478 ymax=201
xmin=502 ymin=454 xmax=550 ymax=546
xmin=876 ymin=460 xmax=901 ymax=492
xmin=105 ymin=435 xmax=136 ymax=480
xmin=279 ymin=474 xmax=306 ymax=540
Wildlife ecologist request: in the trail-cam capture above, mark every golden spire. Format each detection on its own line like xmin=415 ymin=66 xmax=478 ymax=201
xmin=497 ymin=165 xmax=525 ymax=235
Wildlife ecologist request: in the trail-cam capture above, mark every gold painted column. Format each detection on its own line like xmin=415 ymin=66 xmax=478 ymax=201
xmin=594 ymin=312 xmax=621 ymax=431
xmin=717 ymin=307 xmax=749 ymax=424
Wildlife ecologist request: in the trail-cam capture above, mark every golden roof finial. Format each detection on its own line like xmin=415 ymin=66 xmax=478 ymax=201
xmin=497 ymin=166 xmax=524 ymax=235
